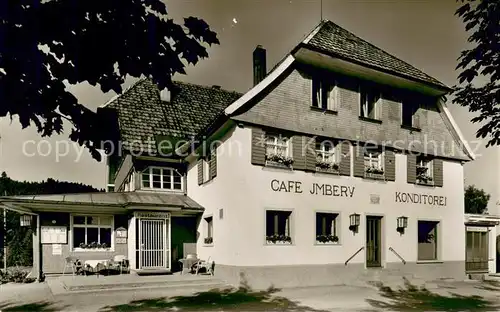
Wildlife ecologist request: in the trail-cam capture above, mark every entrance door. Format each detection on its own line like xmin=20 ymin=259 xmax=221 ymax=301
xmin=366 ymin=216 xmax=382 ymax=267
xmin=138 ymin=218 xmax=168 ymax=269
xmin=466 ymin=229 xmax=489 ymax=273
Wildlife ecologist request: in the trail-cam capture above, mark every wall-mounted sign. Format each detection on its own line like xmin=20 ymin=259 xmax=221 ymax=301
xmin=116 ymin=237 xmax=127 ymax=244
xmin=270 ymin=179 xmax=355 ymax=197
xmin=395 ymin=192 xmax=447 ymax=206
xmin=466 ymin=226 xmax=489 ymax=232
xmin=134 ymin=211 xmax=171 ymax=219
xmin=116 ymin=227 xmax=127 ymax=238
xmin=41 ymin=226 xmax=67 ymax=244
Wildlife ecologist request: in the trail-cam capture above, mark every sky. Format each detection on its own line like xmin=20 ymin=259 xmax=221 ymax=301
xmin=0 ymin=0 xmax=498 ymax=207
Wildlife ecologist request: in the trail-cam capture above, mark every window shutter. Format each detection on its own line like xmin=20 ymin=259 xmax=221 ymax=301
xmin=209 ymin=147 xmax=217 ymax=179
xmin=407 ymin=154 xmax=417 ymax=184
xmin=305 ymin=137 xmax=316 ymax=172
xmin=353 ymin=144 xmax=365 ymax=177
xmin=339 ymin=141 xmax=351 ymax=176
xmin=197 ymin=159 xmax=203 ymax=185
xmin=433 ymin=159 xmax=443 ymax=187
xmin=292 ymin=136 xmax=306 ymax=170
xmin=384 ymin=150 xmax=396 ymax=181
xmin=251 ymin=128 xmax=266 ymax=166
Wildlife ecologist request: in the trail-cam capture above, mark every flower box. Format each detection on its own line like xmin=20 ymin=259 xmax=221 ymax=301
xmin=316 ymin=235 xmax=339 ymax=244
xmin=417 ymin=174 xmax=434 ymax=185
xmin=316 ymin=160 xmax=339 ymax=173
xmin=78 ymin=242 xmax=109 ymax=250
xmin=204 ymin=237 xmax=213 ymax=244
xmin=265 ymin=154 xmax=294 ymax=168
xmin=364 ymin=166 xmax=385 ymax=180
xmin=266 ymin=234 xmax=292 ymax=245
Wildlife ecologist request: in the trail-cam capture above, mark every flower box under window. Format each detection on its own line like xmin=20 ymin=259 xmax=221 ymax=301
xmin=266 ymin=234 xmax=292 ymax=245
xmin=364 ymin=166 xmax=385 ymax=180
xmin=265 ymin=153 xmax=294 ymax=168
xmin=316 ymin=160 xmax=339 ymax=174
xmin=316 ymin=235 xmax=339 ymax=244
xmin=204 ymin=237 xmax=213 ymax=245
xmin=417 ymin=174 xmax=434 ymax=185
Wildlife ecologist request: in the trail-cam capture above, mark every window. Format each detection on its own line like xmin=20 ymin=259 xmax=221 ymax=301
xmin=466 ymin=230 xmax=489 ymax=272
xmin=204 ymin=216 xmax=213 ymax=245
xmin=315 ymin=212 xmax=339 ymax=244
xmin=364 ymin=150 xmax=383 ymax=170
xmin=265 ymin=134 xmax=290 ymax=157
xmin=360 ymin=86 xmax=380 ymax=119
xmin=418 ymin=221 xmax=439 ymax=261
xmin=316 ymin=140 xmax=338 ymax=163
xmin=72 ymin=215 xmax=113 ymax=250
xmin=402 ymin=101 xmax=417 ymax=127
xmin=416 ymin=155 xmax=433 ymax=184
xmin=265 ymin=210 xmax=292 ymax=244
xmin=142 ymin=167 xmax=183 ymax=191
xmin=316 ymin=140 xmax=340 ymax=171
xmin=312 ymin=78 xmax=337 ymax=111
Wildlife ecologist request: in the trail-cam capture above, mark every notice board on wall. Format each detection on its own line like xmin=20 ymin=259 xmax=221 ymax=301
xmin=41 ymin=226 xmax=67 ymax=244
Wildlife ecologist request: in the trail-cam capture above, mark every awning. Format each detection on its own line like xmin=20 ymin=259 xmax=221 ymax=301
xmin=0 ymin=191 xmax=204 ymax=214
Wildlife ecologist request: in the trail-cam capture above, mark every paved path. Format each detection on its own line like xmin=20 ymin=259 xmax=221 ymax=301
xmin=2 ymin=279 xmax=500 ymax=311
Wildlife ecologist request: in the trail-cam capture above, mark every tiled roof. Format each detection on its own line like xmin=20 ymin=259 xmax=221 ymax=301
xmin=105 ymin=79 xmax=242 ymax=154
xmin=305 ymin=20 xmax=449 ymax=90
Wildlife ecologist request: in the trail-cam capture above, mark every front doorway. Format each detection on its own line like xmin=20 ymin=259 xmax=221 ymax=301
xmin=366 ymin=216 xmax=382 ymax=267
xmin=465 ymin=227 xmax=489 ymax=273
xmin=135 ymin=211 xmax=171 ymax=271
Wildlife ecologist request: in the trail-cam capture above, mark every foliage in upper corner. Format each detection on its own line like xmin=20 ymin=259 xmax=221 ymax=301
xmin=453 ymin=0 xmax=500 ymax=147
xmin=0 ymin=0 xmax=219 ymax=161
xmin=464 ymin=185 xmax=490 ymax=214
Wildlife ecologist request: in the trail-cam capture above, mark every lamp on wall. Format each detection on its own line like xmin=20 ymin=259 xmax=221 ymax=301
xmin=349 ymin=213 xmax=360 ymax=233
xmin=20 ymin=215 xmax=32 ymax=227
xmin=397 ymin=216 xmax=408 ymax=234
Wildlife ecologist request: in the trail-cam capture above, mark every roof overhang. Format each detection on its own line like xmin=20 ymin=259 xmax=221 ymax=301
xmin=0 ymin=192 xmax=204 ymax=214
xmin=465 ymin=213 xmax=500 ymax=226
xmin=294 ymin=46 xmax=451 ymax=97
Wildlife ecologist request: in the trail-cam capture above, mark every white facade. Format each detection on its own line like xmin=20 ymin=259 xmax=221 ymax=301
xmin=188 ymin=126 xmax=465 ymax=269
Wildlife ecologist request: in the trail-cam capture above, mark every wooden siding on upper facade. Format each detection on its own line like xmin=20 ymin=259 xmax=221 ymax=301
xmin=231 ymin=65 xmax=468 ymax=161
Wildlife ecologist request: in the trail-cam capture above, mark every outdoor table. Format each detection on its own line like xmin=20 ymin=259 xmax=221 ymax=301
xmin=84 ymin=259 xmax=111 ymax=275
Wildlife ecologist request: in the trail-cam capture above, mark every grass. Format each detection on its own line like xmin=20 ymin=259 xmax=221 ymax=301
xmin=366 ymin=278 xmax=499 ymax=311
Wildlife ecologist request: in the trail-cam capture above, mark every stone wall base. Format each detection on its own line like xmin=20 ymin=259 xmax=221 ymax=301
xmin=214 ymin=261 xmax=466 ymax=290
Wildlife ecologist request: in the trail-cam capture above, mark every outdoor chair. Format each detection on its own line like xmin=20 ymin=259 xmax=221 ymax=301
xmin=62 ymin=257 xmax=82 ymax=277
xmin=109 ymin=255 xmax=129 ymax=274
xmin=194 ymin=256 xmax=215 ymax=276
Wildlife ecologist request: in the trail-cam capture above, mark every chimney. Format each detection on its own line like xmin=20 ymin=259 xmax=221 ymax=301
xmin=160 ymin=88 xmax=170 ymax=102
xmin=253 ymin=45 xmax=266 ymax=86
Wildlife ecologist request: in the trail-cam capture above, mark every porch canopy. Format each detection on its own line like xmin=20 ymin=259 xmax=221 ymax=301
xmin=0 ymin=191 xmax=204 ymax=214
xmin=465 ymin=213 xmax=500 ymax=227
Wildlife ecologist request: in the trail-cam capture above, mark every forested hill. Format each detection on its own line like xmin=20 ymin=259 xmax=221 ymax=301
xmin=0 ymin=171 xmax=104 ymax=196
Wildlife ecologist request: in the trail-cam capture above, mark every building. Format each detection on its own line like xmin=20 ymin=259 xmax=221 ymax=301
xmin=0 ymin=20 xmax=478 ymax=288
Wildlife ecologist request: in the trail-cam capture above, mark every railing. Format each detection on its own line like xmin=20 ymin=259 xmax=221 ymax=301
xmin=345 ymin=247 xmax=364 ymax=266
xmin=389 ymin=247 xmax=406 ymax=265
